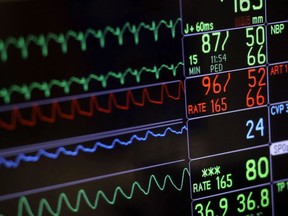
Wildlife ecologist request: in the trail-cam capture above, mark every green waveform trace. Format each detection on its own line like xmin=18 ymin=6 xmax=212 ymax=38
xmin=0 ymin=62 xmax=183 ymax=104
xmin=17 ymin=168 xmax=189 ymax=216
xmin=0 ymin=18 xmax=181 ymax=62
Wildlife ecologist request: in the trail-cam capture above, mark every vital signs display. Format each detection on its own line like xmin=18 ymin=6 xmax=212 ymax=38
xmin=0 ymin=0 xmax=287 ymax=215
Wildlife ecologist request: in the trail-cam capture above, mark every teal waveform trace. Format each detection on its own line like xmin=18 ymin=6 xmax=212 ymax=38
xmin=17 ymin=168 xmax=189 ymax=216
xmin=0 ymin=18 xmax=181 ymax=62
xmin=0 ymin=62 xmax=183 ymax=104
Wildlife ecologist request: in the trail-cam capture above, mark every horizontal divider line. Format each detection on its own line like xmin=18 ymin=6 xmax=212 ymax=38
xmin=270 ymin=99 xmax=288 ymax=106
xmin=183 ymin=23 xmax=265 ymax=37
xmin=189 ymin=144 xmax=268 ymax=162
xmin=186 ymin=105 xmax=268 ymax=122
xmin=192 ymin=182 xmax=271 ymax=202
xmin=184 ymin=64 xmax=266 ymax=79
xmin=273 ymin=178 xmax=288 ymax=184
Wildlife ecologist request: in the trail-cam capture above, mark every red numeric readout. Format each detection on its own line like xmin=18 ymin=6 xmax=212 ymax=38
xmin=202 ymin=73 xmax=230 ymax=113
xmin=185 ymin=69 xmax=267 ymax=118
xmin=202 ymin=73 xmax=231 ymax=95
xmin=246 ymin=67 xmax=267 ymax=108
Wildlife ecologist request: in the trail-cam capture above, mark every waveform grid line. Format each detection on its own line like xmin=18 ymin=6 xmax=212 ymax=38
xmin=0 ymin=81 xmax=184 ymax=130
xmin=0 ymin=126 xmax=187 ymax=168
xmin=0 ymin=18 xmax=181 ymax=62
xmin=0 ymin=62 xmax=183 ymax=104
xmin=15 ymin=168 xmax=189 ymax=216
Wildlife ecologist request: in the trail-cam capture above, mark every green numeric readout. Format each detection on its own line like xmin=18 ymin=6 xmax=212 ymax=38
xmin=190 ymin=147 xmax=270 ymax=199
xmin=234 ymin=0 xmax=264 ymax=13
xmin=193 ymin=186 xmax=271 ymax=216
xmin=184 ymin=26 xmax=266 ymax=76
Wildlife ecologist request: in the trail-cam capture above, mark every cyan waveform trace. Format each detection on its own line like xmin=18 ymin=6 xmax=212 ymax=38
xmin=0 ymin=18 xmax=181 ymax=62
xmin=17 ymin=167 xmax=189 ymax=216
xmin=0 ymin=81 xmax=184 ymax=130
xmin=0 ymin=126 xmax=187 ymax=168
xmin=0 ymin=62 xmax=183 ymax=104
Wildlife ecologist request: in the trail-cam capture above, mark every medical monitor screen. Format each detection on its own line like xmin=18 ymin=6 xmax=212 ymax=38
xmin=0 ymin=0 xmax=287 ymax=215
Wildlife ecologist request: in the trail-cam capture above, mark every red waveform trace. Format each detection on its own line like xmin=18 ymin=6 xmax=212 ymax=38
xmin=0 ymin=82 xmax=184 ymax=130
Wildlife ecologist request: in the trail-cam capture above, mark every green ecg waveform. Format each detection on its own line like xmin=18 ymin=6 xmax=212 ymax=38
xmin=0 ymin=62 xmax=183 ymax=104
xmin=0 ymin=18 xmax=181 ymax=62
xmin=17 ymin=168 xmax=189 ymax=216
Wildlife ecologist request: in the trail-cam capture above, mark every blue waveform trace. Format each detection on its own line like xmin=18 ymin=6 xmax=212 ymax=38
xmin=0 ymin=126 xmax=187 ymax=169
